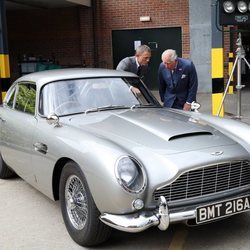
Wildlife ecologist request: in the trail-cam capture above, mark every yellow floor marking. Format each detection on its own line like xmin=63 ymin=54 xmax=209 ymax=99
xmin=168 ymin=228 xmax=188 ymax=250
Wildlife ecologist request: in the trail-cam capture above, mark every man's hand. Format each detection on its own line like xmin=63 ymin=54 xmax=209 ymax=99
xmin=183 ymin=103 xmax=191 ymax=111
xmin=131 ymin=86 xmax=141 ymax=96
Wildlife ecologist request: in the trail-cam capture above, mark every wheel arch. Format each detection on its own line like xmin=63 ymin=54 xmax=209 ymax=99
xmin=52 ymin=157 xmax=72 ymax=200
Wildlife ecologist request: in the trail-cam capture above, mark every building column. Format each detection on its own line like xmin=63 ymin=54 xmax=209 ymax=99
xmin=227 ymin=28 xmax=235 ymax=94
xmin=211 ymin=0 xmax=224 ymax=116
xmin=0 ymin=0 xmax=10 ymax=103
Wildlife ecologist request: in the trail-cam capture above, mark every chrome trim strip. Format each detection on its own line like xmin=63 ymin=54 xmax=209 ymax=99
xmin=169 ymin=210 xmax=196 ymax=223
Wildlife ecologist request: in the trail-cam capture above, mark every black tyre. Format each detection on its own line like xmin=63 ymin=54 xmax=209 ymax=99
xmin=59 ymin=161 xmax=112 ymax=246
xmin=0 ymin=153 xmax=15 ymax=179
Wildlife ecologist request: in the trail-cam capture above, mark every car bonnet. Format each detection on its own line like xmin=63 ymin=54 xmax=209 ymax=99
xmin=67 ymin=108 xmax=238 ymax=155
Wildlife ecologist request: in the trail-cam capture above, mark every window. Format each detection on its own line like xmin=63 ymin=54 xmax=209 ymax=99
xmin=40 ymin=77 xmax=158 ymax=116
xmin=15 ymin=83 xmax=36 ymax=115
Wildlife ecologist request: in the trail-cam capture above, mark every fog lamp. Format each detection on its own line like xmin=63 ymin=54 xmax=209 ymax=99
xmin=132 ymin=199 xmax=144 ymax=210
xmin=223 ymin=1 xmax=235 ymax=13
xmin=238 ymin=1 xmax=248 ymax=13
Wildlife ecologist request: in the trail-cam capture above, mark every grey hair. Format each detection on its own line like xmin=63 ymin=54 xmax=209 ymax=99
xmin=135 ymin=45 xmax=151 ymax=55
xmin=161 ymin=49 xmax=178 ymax=62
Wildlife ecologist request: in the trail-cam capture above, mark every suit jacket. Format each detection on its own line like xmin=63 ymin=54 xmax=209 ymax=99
xmin=116 ymin=56 xmax=148 ymax=80
xmin=158 ymin=58 xmax=198 ymax=109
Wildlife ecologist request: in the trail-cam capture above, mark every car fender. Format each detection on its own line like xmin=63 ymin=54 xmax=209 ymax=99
xmin=191 ymin=112 xmax=250 ymax=152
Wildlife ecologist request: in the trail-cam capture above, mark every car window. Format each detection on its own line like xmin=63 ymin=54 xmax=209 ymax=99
xmin=15 ymin=83 xmax=36 ymax=115
xmin=40 ymin=77 xmax=157 ymax=116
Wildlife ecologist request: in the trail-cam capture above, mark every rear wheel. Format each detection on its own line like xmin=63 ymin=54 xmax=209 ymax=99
xmin=59 ymin=161 xmax=111 ymax=246
xmin=0 ymin=153 xmax=15 ymax=179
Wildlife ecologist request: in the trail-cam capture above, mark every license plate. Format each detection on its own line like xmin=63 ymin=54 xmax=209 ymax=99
xmin=196 ymin=195 xmax=250 ymax=224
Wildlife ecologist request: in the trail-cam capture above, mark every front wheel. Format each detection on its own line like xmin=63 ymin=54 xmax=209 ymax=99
xmin=59 ymin=161 xmax=111 ymax=246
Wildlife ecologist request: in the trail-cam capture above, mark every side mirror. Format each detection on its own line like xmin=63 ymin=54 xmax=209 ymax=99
xmin=46 ymin=113 xmax=61 ymax=127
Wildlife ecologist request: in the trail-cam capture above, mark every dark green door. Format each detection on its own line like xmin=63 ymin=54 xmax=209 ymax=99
xmin=112 ymin=27 xmax=182 ymax=90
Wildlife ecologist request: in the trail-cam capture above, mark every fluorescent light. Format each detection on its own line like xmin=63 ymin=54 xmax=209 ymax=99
xmin=139 ymin=16 xmax=151 ymax=22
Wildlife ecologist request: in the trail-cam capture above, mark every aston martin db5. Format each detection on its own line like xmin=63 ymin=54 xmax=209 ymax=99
xmin=0 ymin=68 xmax=249 ymax=246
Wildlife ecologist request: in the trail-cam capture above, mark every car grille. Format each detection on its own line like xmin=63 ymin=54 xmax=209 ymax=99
xmin=153 ymin=161 xmax=250 ymax=202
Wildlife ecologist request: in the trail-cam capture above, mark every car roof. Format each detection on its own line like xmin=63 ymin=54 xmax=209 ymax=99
xmin=15 ymin=68 xmax=138 ymax=87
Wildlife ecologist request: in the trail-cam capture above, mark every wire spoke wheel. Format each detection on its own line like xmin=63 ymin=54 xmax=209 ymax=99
xmin=65 ymin=175 xmax=88 ymax=230
xmin=59 ymin=161 xmax=111 ymax=246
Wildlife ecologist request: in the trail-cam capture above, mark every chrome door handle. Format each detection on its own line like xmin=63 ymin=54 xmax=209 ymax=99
xmin=33 ymin=142 xmax=48 ymax=154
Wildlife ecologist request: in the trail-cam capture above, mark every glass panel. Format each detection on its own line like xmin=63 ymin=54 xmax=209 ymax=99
xmin=15 ymin=84 xmax=36 ymax=114
xmin=40 ymin=77 xmax=158 ymax=116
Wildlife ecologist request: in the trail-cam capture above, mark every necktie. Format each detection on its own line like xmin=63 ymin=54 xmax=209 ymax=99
xmin=137 ymin=66 xmax=141 ymax=76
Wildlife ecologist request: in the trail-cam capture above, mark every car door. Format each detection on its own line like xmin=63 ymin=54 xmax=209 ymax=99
xmin=0 ymin=82 xmax=37 ymax=183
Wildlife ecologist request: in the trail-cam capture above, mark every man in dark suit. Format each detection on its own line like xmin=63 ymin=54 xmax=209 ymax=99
xmin=158 ymin=49 xmax=198 ymax=111
xmin=116 ymin=44 xmax=151 ymax=78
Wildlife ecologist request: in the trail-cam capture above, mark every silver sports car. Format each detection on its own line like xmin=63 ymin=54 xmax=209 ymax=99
xmin=0 ymin=68 xmax=249 ymax=247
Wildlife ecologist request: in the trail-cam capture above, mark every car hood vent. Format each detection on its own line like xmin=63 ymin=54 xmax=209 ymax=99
xmin=168 ymin=132 xmax=213 ymax=141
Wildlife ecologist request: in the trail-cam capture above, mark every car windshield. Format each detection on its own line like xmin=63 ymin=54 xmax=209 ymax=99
xmin=40 ymin=77 xmax=159 ymax=116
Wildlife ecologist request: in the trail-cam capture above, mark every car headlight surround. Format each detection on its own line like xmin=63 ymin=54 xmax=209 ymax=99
xmin=115 ymin=156 xmax=146 ymax=193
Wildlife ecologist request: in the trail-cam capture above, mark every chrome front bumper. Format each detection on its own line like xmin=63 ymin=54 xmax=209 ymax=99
xmin=100 ymin=196 xmax=195 ymax=233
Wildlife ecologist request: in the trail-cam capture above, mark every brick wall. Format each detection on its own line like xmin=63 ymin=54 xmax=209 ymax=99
xmin=6 ymin=0 xmax=190 ymax=80
xmin=84 ymin=0 xmax=190 ymax=68
xmin=7 ymin=7 xmax=83 ymax=81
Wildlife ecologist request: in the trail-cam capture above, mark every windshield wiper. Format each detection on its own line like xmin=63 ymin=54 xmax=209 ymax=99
xmin=84 ymin=105 xmax=130 ymax=114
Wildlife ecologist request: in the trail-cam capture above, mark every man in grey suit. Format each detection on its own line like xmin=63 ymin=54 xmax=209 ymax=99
xmin=158 ymin=49 xmax=198 ymax=111
xmin=116 ymin=45 xmax=151 ymax=95
xmin=116 ymin=44 xmax=151 ymax=78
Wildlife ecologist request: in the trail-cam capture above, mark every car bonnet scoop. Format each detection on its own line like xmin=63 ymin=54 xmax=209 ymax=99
xmin=168 ymin=131 xmax=213 ymax=141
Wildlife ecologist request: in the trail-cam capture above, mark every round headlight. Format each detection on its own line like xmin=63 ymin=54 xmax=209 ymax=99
xmin=223 ymin=1 xmax=235 ymax=13
xmin=115 ymin=156 xmax=146 ymax=193
xmin=238 ymin=1 xmax=248 ymax=13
